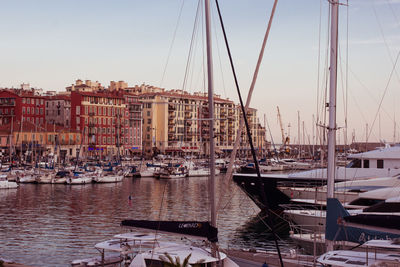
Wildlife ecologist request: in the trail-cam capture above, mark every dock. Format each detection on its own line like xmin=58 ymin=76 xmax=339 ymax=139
xmin=226 ymin=248 xmax=318 ymax=267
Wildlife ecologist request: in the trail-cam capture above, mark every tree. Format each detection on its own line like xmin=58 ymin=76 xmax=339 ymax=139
xmin=158 ymin=253 xmax=205 ymax=267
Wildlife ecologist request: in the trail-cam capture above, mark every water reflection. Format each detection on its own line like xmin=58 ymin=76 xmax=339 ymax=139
xmin=0 ymin=176 xmax=291 ymax=266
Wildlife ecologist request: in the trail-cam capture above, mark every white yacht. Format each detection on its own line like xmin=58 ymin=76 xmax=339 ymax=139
xmin=280 ymin=175 xmax=400 ymax=206
xmin=158 ymin=165 xmax=189 ymax=179
xmin=318 ymin=239 xmax=400 ymax=267
xmin=66 ymin=171 xmax=95 ymax=185
xmin=284 ymin=186 xmax=400 ymax=232
xmin=92 ymin=167 xmax=124 ymax=183
xmin=233 ymin=145 xmax=400 ymax=210
xmin=0 ymin=176 xmax=18 ymax=189
xmin=72 ymin=231 xmax=237 ymax=267
xmin=278 ymin=158 xmax=312 ymax=170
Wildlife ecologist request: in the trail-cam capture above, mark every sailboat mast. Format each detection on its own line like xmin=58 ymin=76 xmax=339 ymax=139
xmin=204 ymin=0 xmax=217 ymax=256
xmin=326 ymin=0 xmax=339 ymax=251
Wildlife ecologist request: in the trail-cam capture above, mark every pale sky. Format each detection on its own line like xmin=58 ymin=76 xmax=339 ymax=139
xmin=1 ymin=0 xmax=400 ymax=145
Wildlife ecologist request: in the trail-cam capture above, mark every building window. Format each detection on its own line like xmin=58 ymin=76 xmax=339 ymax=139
xmin=363 ymin=160 xmax=369 ymax=168
xmin=40 ymin=118 xmax=43 ymax=124
xmin=22 ymin=107 xmax=25 ymax=114
xmin=22 ymin=98 xmax=26 ymax=104
xmin=377 ymin=159 xmax=384 ymax=169
xmin=40 ymin=108 xmax=43 ymax=115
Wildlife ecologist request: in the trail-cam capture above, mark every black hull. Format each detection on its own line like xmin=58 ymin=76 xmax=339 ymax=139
xmin=232 ymin=173 xmax=329 ymax=210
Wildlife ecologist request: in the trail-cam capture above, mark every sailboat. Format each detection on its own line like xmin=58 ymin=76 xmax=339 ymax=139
xmin=73 ymin=1 xmax=240 ymax=266
xmin=305 ymin=1 xmax=400 ymax=265
xmin=120 ymin=1 xmax=238 ymax=265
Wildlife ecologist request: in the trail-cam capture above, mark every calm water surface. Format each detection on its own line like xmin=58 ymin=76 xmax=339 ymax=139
xmin=0 ymin=175 xmax=292 ymax=266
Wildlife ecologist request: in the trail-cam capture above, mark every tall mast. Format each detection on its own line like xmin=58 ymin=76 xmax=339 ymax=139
xmin=204 ymin=0 xmax=217 ymax=257
xmin=326 ymin=0 xmax=339 ymax=251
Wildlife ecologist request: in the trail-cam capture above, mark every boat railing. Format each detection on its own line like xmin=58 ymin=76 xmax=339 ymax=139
xmin=289 ymin=223 xmax=325 ymax=237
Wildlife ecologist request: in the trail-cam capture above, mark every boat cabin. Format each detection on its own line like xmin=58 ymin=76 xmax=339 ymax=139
xmin=346 ymin=145 xmax=400 ymax=170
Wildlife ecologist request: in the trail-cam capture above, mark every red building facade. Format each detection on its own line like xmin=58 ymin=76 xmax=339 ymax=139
xmin=0 ymin=89 xmax=46 ymax=126
xmin=71 ymin=91 xmax=130 ymax=158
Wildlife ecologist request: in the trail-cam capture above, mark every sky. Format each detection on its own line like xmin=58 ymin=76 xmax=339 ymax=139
xmin=1 ymin=0 xmax=400 ymax=145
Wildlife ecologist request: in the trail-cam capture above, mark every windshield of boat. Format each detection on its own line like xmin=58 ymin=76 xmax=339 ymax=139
xmin=346 ymin=159 xmax=361 ymax=168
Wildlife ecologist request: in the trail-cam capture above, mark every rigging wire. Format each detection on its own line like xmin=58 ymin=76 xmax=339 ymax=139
xmin=316 ymin=0 xmax=323 ymax=151
xmin=181 ymin=0 xmax=202 ymax=92
xmin=372 ymin=3 xmax=400 ymax=141
xmin=159 ymin=0 xmax=186 ymax=88
xmin=367 ymin=47 xmax=400 ymax=143
xmin=210 ymin=1 xmax=227 ymax=99
xmin=345 ymin=0 xmax=349 ymax=151
xmin=372 ymin=5 xmax=400 ymax=88
xmin=214 ymin=1 xmax=284 ymax=266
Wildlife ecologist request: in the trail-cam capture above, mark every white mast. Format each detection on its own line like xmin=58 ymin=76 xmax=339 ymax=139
xmin=326 ymin=0 xmax=339 ymax=251
xmin=204 ymin=0 xmax=217 ymax=257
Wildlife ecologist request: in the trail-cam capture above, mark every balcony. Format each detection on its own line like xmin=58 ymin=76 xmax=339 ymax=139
xmin=0 ymin=101 xmax=15 ymax=107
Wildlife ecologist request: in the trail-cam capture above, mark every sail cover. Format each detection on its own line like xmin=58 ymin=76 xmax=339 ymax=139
xmin=121 ymin=220 xmax=218 ymax=242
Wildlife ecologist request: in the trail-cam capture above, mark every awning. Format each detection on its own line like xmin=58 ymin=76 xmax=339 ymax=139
xmin=166 ymin=148 xmax=183 ymax=152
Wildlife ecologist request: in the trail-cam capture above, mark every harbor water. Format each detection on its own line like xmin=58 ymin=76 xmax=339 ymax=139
xmin=0 ymin=175 xmax=293 ymax=266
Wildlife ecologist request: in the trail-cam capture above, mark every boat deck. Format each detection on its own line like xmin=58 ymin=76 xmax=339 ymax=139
xmin=226 ymin=248 xmax=317 ymax=267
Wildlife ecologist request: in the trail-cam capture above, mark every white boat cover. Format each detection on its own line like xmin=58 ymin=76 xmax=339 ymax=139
xmin=129 ymin=254 xmax=146 ymax=267
xmin=223 ymin=257 xmax=240 ymax=267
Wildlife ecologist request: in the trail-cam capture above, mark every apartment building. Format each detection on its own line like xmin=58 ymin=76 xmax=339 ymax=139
xmin=70 ymin=90 xmax=128 ymax=158
xmin=122 ymin=93 xmax=143 ymax=155
xmin=138 ymin=87 xmax=246 ymax=157
xmin=0 ymin=120 xmax=80 ymax=161
xmin=45 ymin=94 xmax=71 ymax=128
xmin=0 ymin=87 xmax=46 ymax=127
